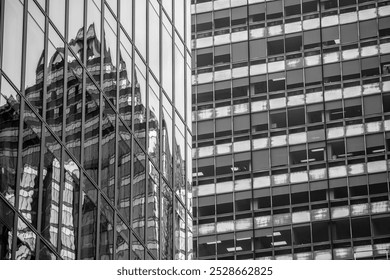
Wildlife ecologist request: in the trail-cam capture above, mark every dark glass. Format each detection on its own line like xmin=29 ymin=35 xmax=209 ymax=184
xmin=134 ymin=60 xmax=147 ymax=148
xmin=161 ymin=182 xmax=173 ymax=259
xmin=99 ymin=197 xmax=114 ymax=259
xmin=15 ymin=218 xmax=37 ymax=259
xmin=86 ymin=0 xmax=102 ymax=83
xmin=131 ymin=234 xmax=145 ymax=259
xmin=0 ymin=77 xmax=20 ymax=206
xmin=117 ymin=121 xmax=132 ymax=224
xmin=84 ymin=77 xmax=100 ymax=183
xmin=20 ymin=105 xmax=42 ymax=229
xmin=80 ymin=177 xmax=98 ymax=260
xmin=60 ymin=153 xmax=80 ymax=259
xmin=66 ymin=50 xmax=82 ymax=162
xmin=40 ymin=129 xmax=61 ymax=250
xmin=0 ymin=197 xmax=14 ymax=259
xmin=147 ymin=171 xmax=159 ymax=257
xmin=101 ymin=99 xmax=116 ymax=201
xmin=116 ymin=217 xmax=130 ymax=259
xmin=132 ymin=142 xmax=146 ymax=240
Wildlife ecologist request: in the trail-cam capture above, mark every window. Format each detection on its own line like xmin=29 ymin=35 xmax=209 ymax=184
xmin=234 ymin=152 xmax=251 ymax=173
xmin=305 ymin=66 xmax=322 ymax=86
xmin=197 ymin=120 xmax=214 ymax=140
xmin=198 ymin=196 xmax=215 ymax=217
xmin=271 ymin=147 xmax=288 ymax=167
xmin=197 ymin=83 xmax=213 ymax=103
xmin=216 ymin=155 xmax=232 ymax=176
xmin=252 ymin=112 xmax=268 ymax=132
xmin=360 ymin=19 xmax=377 ymax=39
xmin=347 ymin=136 xmax=365 ymax=157
xmin=366 ymin=134 xmax=385 ymax=155
xmin=268 ymin=72 xmax=285 ymax=92
xmin=196 ymin=12 xmax=212 ymax=32
xmin=293 ymin=225 xmax=311 ymax=245
xmin=304 ymin=29 xmax=321 ymax=49
xmin=308 ymin=142 xmax=325 ymax=162
xmin=232 ymin=42 xmax=248 ymax=63
xmin=323 ymin=63 xmax=341 ymax=83
xmin=291 ymin=184 xmax=309 ymax=204
xmin=234 ymin=115 xmax=250 ymax=134
xmin=198 ymin=157 xmax=214 ymax=177
xmin=215 ymin=81 xmax=231 ymax=101
xmin=216 ymin=117 xmax=231 ymax=137
xmin=214 ymin=45 xmax=230 ymax=65
xmin=231 ymin=6 xmax=247 ymax=26
xmin=351 ymin=218 xmax=371 ymax=238
xmin=322 ymin=26 xmax=339 ymax=46
xmin=232 ymin=78 xmax=248 ymax=97
xmin=328 ymin=140 xmax=345 ymax=159
xmin=312 ymin=222 xmax=330 ymax=243
xmin=285 ymin=0 xmax=301 ymax=17
xmin=268 ymin=38 xmax=284 ymax=56
xmin=326 ymin=101 xmax=343 ymax=121
xmin=344 ymin=98 xmax=362 ymax=119
xmin=332 ymin=220 xmax=351 ymax=240
xmin=250 ymin=39 xmax=266 ymax=60
xmin=288 ymin=107 xmax=305 ymax=126
xmin=249 ymin=3 xmax=265 ymax=23
xmin=285 ymin=35 xmax=302 ymax=53
xmin=361 ymin=57 xmax=380 ymax=77
xmin=379 ymin=17 xmax=390 ymax=37
xmin=251 ymin=75 xmax=267 ymax=95
xmin=216 ymin=194 xmax=233 ymax=214
xmin=214 ymin=9 xmax=230 ymax=29
xmin=267 ymin=0 xmax=283 ymax=20
xmin=254 ymin=188 xmax=271 ymax=210
xmin=270 ymin=110 xmax=286 ymax=129
xmin=343 ymin=60 xmax=360 ymax=80
xmin=290 ymin=145 xmax=307 ymax=165
xmin=197 ymin=48 xmax=213 ymax=68
xmin=364 ymin=95 xmax=382 ymax=116
xmin=253 ymin=150 xmax=269 ymax=171
xmin=272 ymin=186 xmax=290 ymax=207
xmin=307 ymin=104 xmax=323 ymax=123
xmin=340 ymin=23 xmax=358 ymax=44
xmin=287 ymin=69 xmax=303 ymax=89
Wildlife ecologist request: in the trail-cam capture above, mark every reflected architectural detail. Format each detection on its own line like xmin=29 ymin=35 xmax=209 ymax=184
xmin=0 ymin=0 xmax=192 ymax=260
xmin=192 ymin=0 xmax=390 ymax=260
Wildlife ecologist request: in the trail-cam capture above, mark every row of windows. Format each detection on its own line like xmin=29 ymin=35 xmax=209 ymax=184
xmin=193 ymin=1 xmax=389 ymax=35
xmin=194 ymin=19 xmax=390 ymax=69
xmin=195 ymin=216 xmax=390 ymax=258
xmin=195 ymin=94 xmax=387 ymax=140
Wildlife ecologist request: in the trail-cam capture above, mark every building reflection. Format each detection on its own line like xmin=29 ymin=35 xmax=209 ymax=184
xmin=0 ymin=21 xmax=187 ymax=259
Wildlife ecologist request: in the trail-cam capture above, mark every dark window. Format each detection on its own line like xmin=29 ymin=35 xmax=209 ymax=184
xmin=268 ymin=38 xmax=284 ymax=56
xmin=379 ymin=17 xmax=390 ymax=37
xmin=214 ymin=9 xmax=230 ymax=29
xmin=251 ymin=111 xmax=268 ymax=132
xmin=231 ymin=6 xmax=247 ymax=26
xmin=196 ymin=12 xmax=212 ymax=32
xmin=249 ymin=3 xmax=265 ymax=22
xmin=214 ymin=45 xmax=230 ymax=64
xmin=285 ymin=0 xmax=301 ymax=16
xmin=197 ymin=50 xmax=213 ymax=68
xmin=270 ymin=110 xmax=286 ymax=129
xmin=302 ymin=0 xmax=318 ymax=13
xmin=215 ymin=81 xmax=231 ymax=100
xmin=285 ymin=35 xmax=302 ymax=53
xmin=288 ymin=107 xmax=305 ymax=126
xmin=361 ymin=57 xmax=380 ymax=77
xmin=251 ymin=75 xmax=267 ymax=94
xmin=233 ymin=78 xmax=249 ymax=98
xmin=267 ymin=0 xmax=283 ymax=20
xmin=268 ymin=72 xmax=285 ymax=92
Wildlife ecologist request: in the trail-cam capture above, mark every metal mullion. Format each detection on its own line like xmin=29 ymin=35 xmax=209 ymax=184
xmin=11 ymin=0 xmax=29 ymax=260
xmin=94 ymin=0 xmax=105 ymax=260
xmin=143 ymin=0 xmax=150 ymax=260
xmin=112 ymin=0 xmax=120 ymax=261
xmin=129 ymin=0 xmax=135 ymax=260
xmin=158 ymin=1 xmax=163 ymax=260
xmin=0 ymin=0 xmax=4 ymax=69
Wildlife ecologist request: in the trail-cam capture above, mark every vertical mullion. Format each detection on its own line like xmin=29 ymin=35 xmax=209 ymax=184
xmin=158 ymin=0 xmax=163 ymax=261
xmin=129 ymin=0 xmax=135 ymax=260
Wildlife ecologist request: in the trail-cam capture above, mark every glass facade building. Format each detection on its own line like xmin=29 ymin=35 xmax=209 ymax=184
xmin=191 ymin=0 xmax=390 ymax=260
xmin=0 ymin=0 xmax=192 ymax=260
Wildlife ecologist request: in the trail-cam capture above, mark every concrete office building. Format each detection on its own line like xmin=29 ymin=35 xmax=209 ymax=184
xmin=191 ymin=0 xmax=390 ymax=260
xmin=0 ymin=0 xmax=192 ymax=260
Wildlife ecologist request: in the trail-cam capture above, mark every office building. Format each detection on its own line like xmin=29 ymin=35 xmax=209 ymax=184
xmin=191 ymin=0 xmax=390 ymax=260
xmin=0 ymin=0 xmax=192 ymax=260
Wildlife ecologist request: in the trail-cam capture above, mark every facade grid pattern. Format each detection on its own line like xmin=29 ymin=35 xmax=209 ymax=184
xmin=191 ymin=0 xmax=390 ymax=260
xmin=0 ymin=0 xmax=193 ymax=260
